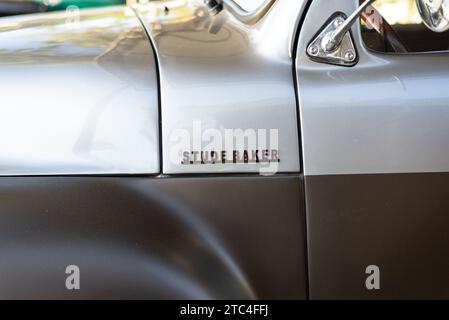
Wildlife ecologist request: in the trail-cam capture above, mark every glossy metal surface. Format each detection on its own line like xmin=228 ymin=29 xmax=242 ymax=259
xmin=0 ymin=6 xmax=159 ymax=175
xmin=416 ymin=0 xmax=449 ymax=32
xmin=0 ymin=175 xmax=307 ymax=299
xmin=135 ymin=0 xmax=306 ymax=174
xmin=297 ymin=0 xmax=449 ymax=176
xmin=307 ymin=14 xmax=358 ymax=67
xmin=306 ymin=172 xmax=449 ymax=299
xmin=322 ymin=0 xmax=373 ymax=52
xmin=221 ymin=0 xmax=276 ymax=25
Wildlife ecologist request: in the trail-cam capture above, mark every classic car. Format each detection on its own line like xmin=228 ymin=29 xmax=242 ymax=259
xmin=0 ymin=0 xmax=48 ymax=16
xmin=33 ymin=0 xmax=124 ymax=11
xmin=0 ymin=0 xmax=124 ymax=17
xmin=0 ymin=0 xmax=449 ymax=300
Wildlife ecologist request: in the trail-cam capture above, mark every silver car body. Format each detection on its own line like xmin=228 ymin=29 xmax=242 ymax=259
xmin=0 ymin=0 xmax=449 ymax=299
xmin=0 ymin=6 xmax=160 ymax=175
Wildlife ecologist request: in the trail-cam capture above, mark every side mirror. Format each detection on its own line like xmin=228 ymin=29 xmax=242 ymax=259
xmin=416 ymin=0 xmax=449 ymax=32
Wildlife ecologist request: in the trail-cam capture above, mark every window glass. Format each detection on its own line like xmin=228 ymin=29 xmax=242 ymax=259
xmin=360 ymin=0 xmax=449 ymax=53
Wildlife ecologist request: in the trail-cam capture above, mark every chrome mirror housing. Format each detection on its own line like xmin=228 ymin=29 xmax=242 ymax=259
xmin=416 ymin=0 xmax=449 ymax=32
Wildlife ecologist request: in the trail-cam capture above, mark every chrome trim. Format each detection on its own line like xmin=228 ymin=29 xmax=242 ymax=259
xmin=307 ymin=14 xmax=358 ymax=67
xmin=221 ymin=0 xmax=276 ymax=25
xmin=322 ymin=0 xmax=373 ymax=52
xmin=416 ymin=0 xmax=449 ymax=33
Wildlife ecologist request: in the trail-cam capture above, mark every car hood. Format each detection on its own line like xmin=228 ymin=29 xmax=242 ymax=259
xmin=0 ymin=6 xmax=160 ymax=175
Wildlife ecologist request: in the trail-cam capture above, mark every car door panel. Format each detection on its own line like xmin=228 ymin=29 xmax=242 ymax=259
xmin=296 ymin=0 xmax=449 ymax=298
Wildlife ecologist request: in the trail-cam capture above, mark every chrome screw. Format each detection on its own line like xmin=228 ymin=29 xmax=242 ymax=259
xmin=308 ymin=45 xmax=319 ymax=56
xmin=344 ymin=50 xmax=356 ymax=61
xmin=334 ymin=19 xmax=344 ymax=27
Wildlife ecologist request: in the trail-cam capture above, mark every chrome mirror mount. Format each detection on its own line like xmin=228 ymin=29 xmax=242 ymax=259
xmin=416 ymin=0 xmax=449 ymax=32
xmin=307 ymin=0 xmax=375 ymax=66
xmin=204 ymin=0 xmax=223 ymax=15
xmin=204 ymin=0 xmax=276 ymax=25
